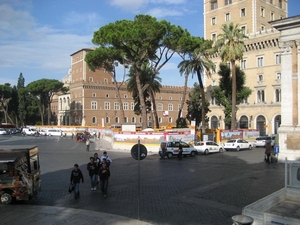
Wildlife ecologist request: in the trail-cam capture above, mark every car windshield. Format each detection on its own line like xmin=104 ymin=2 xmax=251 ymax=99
xmin=256 ymin=137 xmax=266 ymax=140
xmin=227 ymin=140 xmax=236 ymax=143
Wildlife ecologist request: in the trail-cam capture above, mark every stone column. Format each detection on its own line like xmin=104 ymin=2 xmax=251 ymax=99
xmin=297 ymin=40 xmax=300 ymax=127
xmin=279 ymin=41 xmax=293 ymax=128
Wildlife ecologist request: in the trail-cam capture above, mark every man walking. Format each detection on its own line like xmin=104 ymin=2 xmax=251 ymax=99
xmin=87 ymin=157 xmax=98 ymax=190
xmin=86 ymin=138 xmax=90 ymax=151
xmin=70 ymin=164 xmax=84 ymax=199
xmin=99 ymin=161 xmax=110 ymax=198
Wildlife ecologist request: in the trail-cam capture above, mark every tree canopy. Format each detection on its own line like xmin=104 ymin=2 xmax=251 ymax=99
xmin=26 ymin=79 xmax=68 ymax=125
xmin=85 ymin=14 xmax=191 ymax=129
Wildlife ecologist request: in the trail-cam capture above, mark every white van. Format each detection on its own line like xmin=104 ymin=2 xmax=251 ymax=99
xmin=22 ymin=128 xmax=37 ymax=135
xmin=47 ymin=129 xmax=65 ymax=136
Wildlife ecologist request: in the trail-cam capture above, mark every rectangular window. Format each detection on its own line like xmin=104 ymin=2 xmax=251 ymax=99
xmin=270 ymin=0 xmax=273 ymax=4
xmin=257 ymin=56 xmax=264 ymax=67
xmin=212 ymin=33 xmax=217 ymax=42
xmin=279 ymin=0 xmax=282 ymax=8
xmin=159 ymin=117 xmax=162 ymax=123
xmin=114 ymin=102 xmax=120 ymax=110
xmin=91 ymin=101 xmax=97 ymax=110
xmin=104 ymin=101 xmax=110 ymax=110
xmin=225 ymin=0 xmax=232 ymax=5
xmin=258 ymin=74 xmax=263 ymax=82
xmin=275 ymin=89 xmax=281 ymax=102
xmin=241 ymin=8 xmax=246 ymax=17
xmin=270 ymin=12 xmax=274 ymax=21
xmin=158 ymin=103 xmax=163 ymax=111
xmin=276 ymin=72 xmax=281 ymax=80
xmin=241 ymin=26 xmax=246 ymax=34
xmin=168 ymin=104 xmax=173 ymax=111
xmin=241 ymin=59 xmax=247 ymax=69
xmin=257 ymin=90 xmax=265 ymax=103
xmin=131 ymin=102 xmax=135 ymax=110
xmin=211 ymin=0 xmax=217 ymax=10
xmin=225 ymin=13 xmax=230 ymax=21
xmin=212 ymin=17 xmax=216 ymax=25
xmin=275 ymin=54 xmax=281 ymax=64
xmin=260 ymin=7 xmax=265 ymax=17
xmin=123 ymin=102 xmax=128 ymax=110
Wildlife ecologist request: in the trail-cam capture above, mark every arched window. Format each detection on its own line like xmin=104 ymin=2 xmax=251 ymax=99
xmin=274 ymin=115 xmax=281 ymax=134
xmin=131 ymin=117 xmax=135 ymax=123
xmin=211 ymin=116 xmax=218 ymax=129
xmin=115 ymin=117 xmax=119 ymax=123
xmin=239 ymin=116 xmax=248 ymax=129
xmin=92 ymin=117 xmax=96 ymax=124
xmin=256 ymin=115 xmax=266 ymax=136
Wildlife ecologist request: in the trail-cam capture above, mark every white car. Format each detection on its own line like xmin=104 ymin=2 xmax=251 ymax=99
xmin=224 ymin=139 xmax=252 ymax=151
xmin=38 ymin=129 xmax=47 ymax=136
xmin=22 ymin=128 xmax=38 ymax=135
xmin=0 ymin=128 xmax=7 ymax=135
xmin=158 ymin=141 xmax=197 ymax=158
xmin=47 ymin=129 xmax=66 ymax=136
xmin=194 ymin=141 xmax=224 ymax=155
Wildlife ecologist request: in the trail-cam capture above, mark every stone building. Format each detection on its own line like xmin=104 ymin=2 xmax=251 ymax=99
xmin=270 ymin=15 xmax=300 ymax=161
xmin=53 ymin=48 xmax=191 ymax=128
xmin=204 ymin=0 xmax=286 ymax=135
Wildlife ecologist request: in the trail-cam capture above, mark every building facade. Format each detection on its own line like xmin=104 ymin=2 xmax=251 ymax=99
xmin=204 ymin=0 xmax=286 ymax=135
xmin=53 ymin=48 xmax=191 ymax=129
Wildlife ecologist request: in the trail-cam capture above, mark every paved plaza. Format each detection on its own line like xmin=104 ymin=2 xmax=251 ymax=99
xmin=0 ymin=135 xmax=285 ymax=224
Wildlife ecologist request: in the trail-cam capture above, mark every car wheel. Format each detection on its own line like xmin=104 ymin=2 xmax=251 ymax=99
xmin=219 ymin=148 xmax=224 ymax=153
xmin=204 ymin=149 xmax=209 ymax=155
xmin=190 ymin=151 xmax=196 ymax=157
xmin=1 ymin=191 xmax=14 ymax=204
xmin=167 ymin=152 xmax=173 ymax=159
xmin=236 ymin=146 xmax=240 ymax=151
xmin=249 ymin=145 xmax=252 ymax=150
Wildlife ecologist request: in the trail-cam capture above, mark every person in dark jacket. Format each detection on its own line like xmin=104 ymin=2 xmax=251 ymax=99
xmin=70 ymin=164 xmax=84 ymax=199
xmin=265 ymin=141 xmax=272 ymax=164
xmin=177 ymin=144 xmax=183 ymax=160
xmin=87 ymin=157 xmax=98 ymax=191
xmin=98 ymin=162 xmax=110 ymax=198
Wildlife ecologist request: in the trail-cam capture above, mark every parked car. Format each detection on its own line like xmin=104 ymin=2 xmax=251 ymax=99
xmin=47 ymin=129 xmax=66 ymax=136
xmin=158 ymin=141 xmax=197 ymax=158
xmin=38 ymin=129 xmax=47 ymax=136
xmin=8 ymin=128 xmax=17 ymax=134
xmin=254 ymin=136 xmax=269 ymax=148
xmin=194 ymin=141 xmax=224 ymax=155
xmin=224 ymin=139 xmax=252 ymax=151
xmin=0 ymin=128 xmax=7 ymax=135
xmin=22 ymin=128 xmax=38 ymax=136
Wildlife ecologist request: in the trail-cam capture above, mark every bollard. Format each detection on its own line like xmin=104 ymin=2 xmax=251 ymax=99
xmin=232 ymin=215 xmax=254 ymax=225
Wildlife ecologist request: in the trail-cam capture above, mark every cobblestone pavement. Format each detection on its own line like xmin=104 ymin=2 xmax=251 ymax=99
xmin=0 ymin=135 xmax=285 ymax=225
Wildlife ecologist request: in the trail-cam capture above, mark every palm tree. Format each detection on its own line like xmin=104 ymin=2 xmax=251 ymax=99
xmin=214 ymin=22 xmax=248 ymax=129
xmin=178 ymin=48 xmax=215 ymax=136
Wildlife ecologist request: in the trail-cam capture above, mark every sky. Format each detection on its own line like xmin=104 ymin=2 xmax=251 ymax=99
xmin=0 ymin=0 xmax=299 ymax=87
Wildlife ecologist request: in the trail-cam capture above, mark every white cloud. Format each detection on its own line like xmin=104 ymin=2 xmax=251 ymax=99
xmin=110 ymin=0 xmax=148 ymax=11
xmin=146 ymin=7 xmax=182 ymax=18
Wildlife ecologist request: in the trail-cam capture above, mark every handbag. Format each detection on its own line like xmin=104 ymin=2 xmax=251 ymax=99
xmin=68 ymin=183 xmax=75 ymax=193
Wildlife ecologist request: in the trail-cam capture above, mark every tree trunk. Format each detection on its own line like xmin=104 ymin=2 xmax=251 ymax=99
xmin=177 ymin=73 xmax=188 ymax=123
xmin=197 ymin=71 xmax=206 ymax=140
xmin=231 ymin=61 xmax=237 ymax=130
xmin=150 ymin=91 xmax=159 ymax=128
xmin=135 ymin=68 xmax=147 ymax=130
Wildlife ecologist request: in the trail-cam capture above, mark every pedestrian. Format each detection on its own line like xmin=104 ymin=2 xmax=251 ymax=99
xmin=71 ymin=132 xmax=74 ymax=139
xmin=70 ymin=164 xmax=84 ymax=199
xmin=87 ymin=157 xmax=98 ymax=190
xmin=100 ymin=151 xmax=112 ymax=167
xmin=86 ymin=138 xmax=90 ymax=151
xmin=99 ymin=161 xmax=110 ymax=198
xmin=177 ymin=144 xmax=183 ymax=160
xmin=265 ymin=140 xmax=272 ymax=164
xmin=160 ymin=142 xmax=167 ymax=159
